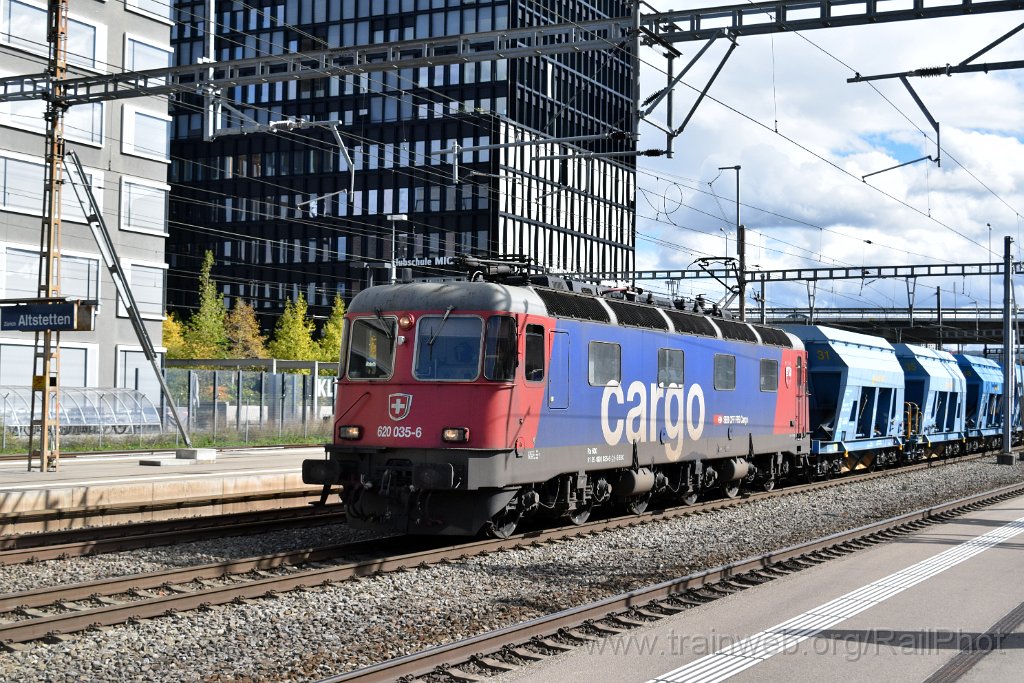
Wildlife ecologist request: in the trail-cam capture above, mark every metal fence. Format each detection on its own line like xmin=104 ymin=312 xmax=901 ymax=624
xmin=164 ymin=368 xmax=337 ymax=441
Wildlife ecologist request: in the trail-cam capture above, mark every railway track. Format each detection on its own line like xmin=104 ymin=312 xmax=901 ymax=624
xmin=0 ymin=444 xmax=318 ymax=463
xmin=0 ymin=503 xmax=347 ymax=565
xmin=324 ymin=479 xmax=1024 ymax=683
xmin=0 ymin=452 xmax=996 ymax=649
xmin=0 ymin=486 xmax=324 ymax=537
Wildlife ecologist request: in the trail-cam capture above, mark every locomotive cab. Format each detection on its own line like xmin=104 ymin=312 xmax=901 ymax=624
xmin=303 ymin=281 xmax=550 ymax=535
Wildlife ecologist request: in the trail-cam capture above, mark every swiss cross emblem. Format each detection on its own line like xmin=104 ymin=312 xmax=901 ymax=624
xmin=388 ymin=393 xmax=413 ymax=421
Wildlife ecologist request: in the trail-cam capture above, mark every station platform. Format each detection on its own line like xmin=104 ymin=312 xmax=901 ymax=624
xmin=501 ymin=493 xmax=1024 ymax=683
xmin=0 ymin=446 xmax=324 ymax=532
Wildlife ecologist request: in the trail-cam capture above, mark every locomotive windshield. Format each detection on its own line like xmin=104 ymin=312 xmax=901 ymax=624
xmin=414 ymin=315 xmax=483 ymax=381
xmin=346 ymin=317 xmax=397 ymax=379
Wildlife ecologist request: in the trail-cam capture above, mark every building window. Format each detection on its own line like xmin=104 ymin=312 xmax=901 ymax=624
xmin=0 ymin=83 xmax=103 ymax=145
xmin=2 ymin=0 xmax=102 ymax=70
xmin=124 ymin=263 xmax=165 ymax=318
xmin=122 ymin=107 xmax=171 ymax=161
xmin=121 ymin=178 xmax=168 ymax=235
xmin=0 ymin=342 xmax=89 ymax=386
xmin=2 ymin=246 xmax=36 ymax=298
xmin=0 ymin=155 xmax=41 ymax=213
xmin=125 ymin=36 xmax=172 ymax=73
xmin=0 ymin=153 xmax=102 ymax=221
xmin=62 ymin=253 xmax=100 ymax=300
xmin=3 ymin=246 xmax=98 ymax=300
xmin=125 ymin=0 xmax=172 ymax=21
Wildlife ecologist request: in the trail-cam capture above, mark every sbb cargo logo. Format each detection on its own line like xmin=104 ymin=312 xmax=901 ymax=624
xmin=601 ymin=381 xmax=706 ymax=462
xmin=714 ymin=414 xmax=749 ymax=425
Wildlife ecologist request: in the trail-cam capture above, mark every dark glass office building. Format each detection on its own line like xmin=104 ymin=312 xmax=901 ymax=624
xmin=169 ymin=0 xmax=636 ymax=325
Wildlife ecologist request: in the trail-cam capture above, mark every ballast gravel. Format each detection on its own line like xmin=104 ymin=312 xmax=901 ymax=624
xmin=1 ymin=457 xmax=1023 ymax=682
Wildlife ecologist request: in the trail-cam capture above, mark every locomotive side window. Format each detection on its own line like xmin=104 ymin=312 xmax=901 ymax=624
xmin=483 ymin=316 xmax=517 ymax=381
xmin=589 ymin=341 xmax=621 ymax=386
xmin=714 ymin=354 xmax=736 ymax=390
xmin=658 ymin=348 xmax=684 ymax=387
xmin=414 ymin=315 xmax=483 ymax=381
xmin=524 ymin=324 xmax=545 ymax=382
xmin=759 ymin=359 xmax=778 ymax=392
xmin=346 ymin=317 xmax=397 ymax=380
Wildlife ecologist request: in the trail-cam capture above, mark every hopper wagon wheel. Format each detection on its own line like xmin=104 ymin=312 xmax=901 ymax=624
xmin=682 ymin=489 xmax=699 ymax=506
xmin=822 ymin=458 xmax=835 ymax=480
xmin=722 ymin=481 xmax=740 ymax=499
xmin=762 ymin=477 xmax=776 ymax=492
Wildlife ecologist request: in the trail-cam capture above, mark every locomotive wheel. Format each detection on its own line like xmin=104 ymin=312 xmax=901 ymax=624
xmin=722 ymin=481 xmax=740 ymax=499
xmin=488 ymin=509 xmax=521 ymax=539
xmin=568 ymin=506 xmax=592 ymax=526
xmin=622 ymin=492 xmax=652 ymax=515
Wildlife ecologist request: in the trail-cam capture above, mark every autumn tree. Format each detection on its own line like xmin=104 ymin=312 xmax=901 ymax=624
xmin=317 ymin=294 xmax=346 ymax=362
xmin=268 ymin=293 xmax=317 ymax=360
xmin=182 ymin=251 xmax=228 ymax=359
xmin=225 ymin=299 xmax=268 ymax=358
xmin=162 ymin=312 xmax=188 ymax=359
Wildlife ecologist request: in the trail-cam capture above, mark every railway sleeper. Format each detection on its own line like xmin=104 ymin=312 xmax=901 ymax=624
xmin=470 ymin=656 xmax=517 ymax=673
xmin=561 ymin=628 xmax=599 ymax=642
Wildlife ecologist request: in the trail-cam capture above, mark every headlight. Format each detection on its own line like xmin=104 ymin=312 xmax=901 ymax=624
xmin=338 ymin=425 xmax=362 ymax=440
xmin=442 ymin=427 xmax=470 ymax=443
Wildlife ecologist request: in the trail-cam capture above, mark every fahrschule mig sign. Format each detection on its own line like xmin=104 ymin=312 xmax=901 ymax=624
xmin=0 ymin=302 xmax=89 ymax=332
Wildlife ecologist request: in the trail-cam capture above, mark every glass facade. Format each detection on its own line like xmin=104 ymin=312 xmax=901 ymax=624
xmin=169 ymin=0 xmax=635 ymax=323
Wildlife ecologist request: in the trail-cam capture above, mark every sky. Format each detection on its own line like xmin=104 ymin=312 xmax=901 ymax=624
xmin=630 ymin=5 xmax=1024 ymax=316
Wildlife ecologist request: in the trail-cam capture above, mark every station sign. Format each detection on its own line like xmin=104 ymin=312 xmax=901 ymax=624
xmin=0 ymin=302 xmax=95 ymax=332
xmin=394 ymin=256 xmax=458 ymax=268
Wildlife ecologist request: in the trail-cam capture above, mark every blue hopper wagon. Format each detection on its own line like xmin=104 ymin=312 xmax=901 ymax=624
xmin=894 ymin=344 xmax=967 ymax=458
xmin=955 ymin=354 xmax=1006 ymax=450
xmin=783 ymin=326 xmax=905 ymax=474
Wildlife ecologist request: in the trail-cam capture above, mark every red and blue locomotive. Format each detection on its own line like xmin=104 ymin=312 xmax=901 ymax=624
xmin=303 ymin=257 xmax=810 ymax=536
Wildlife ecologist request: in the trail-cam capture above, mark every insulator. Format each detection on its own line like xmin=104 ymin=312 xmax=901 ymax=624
xmin=912 ymin=66 xmax=947 ymax=78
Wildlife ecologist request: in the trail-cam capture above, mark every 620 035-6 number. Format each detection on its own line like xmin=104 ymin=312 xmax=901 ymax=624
xmin=377 ymin=425 xmax=423 ymax=438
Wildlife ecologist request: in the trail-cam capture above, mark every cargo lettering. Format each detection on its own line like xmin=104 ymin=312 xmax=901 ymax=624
xmin=601 ymin=381 xmax=705 ymax=461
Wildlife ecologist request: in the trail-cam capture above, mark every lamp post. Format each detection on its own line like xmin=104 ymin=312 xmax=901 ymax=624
xmin=718 ymin=165 xmax=744 ymax=320
xmin=386 ymin=214 xmax=408 ymax=285
xmin=988 ymin=223 xmax=992 ymax=311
